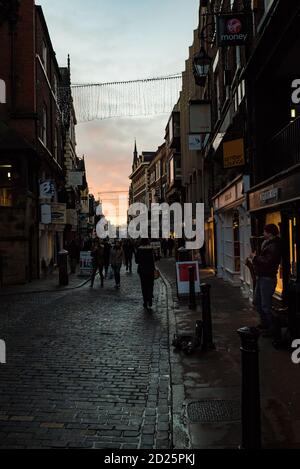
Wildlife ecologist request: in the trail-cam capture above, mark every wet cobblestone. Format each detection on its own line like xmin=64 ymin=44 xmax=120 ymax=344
xmin=0 ymin=270 xmax=172 ymax=449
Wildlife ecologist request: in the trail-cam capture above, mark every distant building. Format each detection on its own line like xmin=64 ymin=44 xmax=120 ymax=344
xmin=129 ymin=142 xmax=156 ymax=206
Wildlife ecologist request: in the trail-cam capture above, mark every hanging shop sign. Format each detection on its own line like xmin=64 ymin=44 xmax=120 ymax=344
xmin=223 ymin=138 xmax=245 ymax=168
xmin=67 ymin=209 xmax=78 ymax=227
xmin=189 ymin=134 xmax=203 ymax=151
xmin=216 ymin=14 xmax=250 ymax=47
xmin=176 ymin=261 xmax=201 ymax=297
xmin=189 ymin=100 xmax=212 ymax=134
xmin=40 ymin=180 xmax=55 ymax=199
xmin=40 ymin=204 xmax=52 ymax=225
xmin=51 ymin=203 xmax=67 ymax=225
xmin=69 ymin=171 xmax=83 ymax=187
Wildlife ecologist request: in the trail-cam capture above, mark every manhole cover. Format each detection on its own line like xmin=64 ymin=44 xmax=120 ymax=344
xmin=187 ymin=400 xmax=241 ymax=423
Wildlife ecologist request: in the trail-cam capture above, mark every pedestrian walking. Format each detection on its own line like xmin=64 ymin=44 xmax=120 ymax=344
xmin=249 ymin=224 xmax=282 ymax=336
xmin=135 ymin=238 xmax=155 ymax=310
xmin=68 ymin=239 xmax=79 ymax=274
xmin=110 ymin=241 xmax=123 ymax=289
xmin=90 ymin=239 xmax=105 ymax=288
xmin=103 ymin=238 xmax=111 ymax=279
xmin=200 ymin=241 xmax=207 ymax=268
xmin=161 ymin=238 xmax=168 ymax=258
xmin=123 ymin=239 xmax=135 ymax=274
xmin=167 ymin=237 xmax=175 ymax=257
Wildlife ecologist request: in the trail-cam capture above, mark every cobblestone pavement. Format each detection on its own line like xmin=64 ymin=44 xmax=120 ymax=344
xmin=0 ymin=270 xmax=172 ymax=449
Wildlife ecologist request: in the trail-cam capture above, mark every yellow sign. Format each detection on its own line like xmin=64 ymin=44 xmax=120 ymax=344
xmin=223 ymin=138 xmax=245 ymax=168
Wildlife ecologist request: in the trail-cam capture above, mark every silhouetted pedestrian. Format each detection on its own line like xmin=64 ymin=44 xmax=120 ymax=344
xmin=135 ymin=239 xmax=155 ymax=310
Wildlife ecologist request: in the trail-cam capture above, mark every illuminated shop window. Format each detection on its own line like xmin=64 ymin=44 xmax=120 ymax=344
xmin=265 ymin=212 xmax=282 ymax=295
xmin=0 ymin=79 xmax=6 ymax=104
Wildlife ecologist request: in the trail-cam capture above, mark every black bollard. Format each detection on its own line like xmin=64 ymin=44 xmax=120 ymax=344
xmin=237 ymin=327 xmax=261 ymax=450
xmin=201 ymin=283 xmax=215 ymax=350
xmin=58 ymin=249 xmax=69 ymax=286
xmin=188 ymin=266 xmax=196 ymax=310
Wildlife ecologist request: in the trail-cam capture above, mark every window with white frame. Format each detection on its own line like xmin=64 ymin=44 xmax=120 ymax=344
xmin=41 ymin=105 xmax=47 ymax=146
xmin=156 ymin=162 xmax=161 ymax=181
xmin=42 ymin=40 xmax=47 ymax=74
xmin=53 ymin=74 xmax=58 ymax=98
xmin=54 ymin=127 xmax=58 ymax=161
xmin=0 ymin=79 xmax=6 ymax=103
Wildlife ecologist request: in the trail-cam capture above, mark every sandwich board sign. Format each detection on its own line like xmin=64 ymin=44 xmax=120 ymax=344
xmin=176 ymin=261 xmax=201 ymax=297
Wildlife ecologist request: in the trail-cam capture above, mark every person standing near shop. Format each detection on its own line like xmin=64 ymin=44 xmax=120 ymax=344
xmin=110 ymin=241 xmax=124 ymax=289
xmin=135 ymin=239 xmax=156 ymax=311
xmin=249 ymin=224 xmax=282 ymax=335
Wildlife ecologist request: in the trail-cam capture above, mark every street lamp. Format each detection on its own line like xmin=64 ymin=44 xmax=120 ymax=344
xmin=193 ymin=46 xmax=212 ymax=87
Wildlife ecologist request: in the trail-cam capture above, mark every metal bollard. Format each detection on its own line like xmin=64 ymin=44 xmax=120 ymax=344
xmin=237 ymin=327 xmax=261 ymax=450
xmin=58 ymin=250 xmax=69 ymax=286
xmin=201 ymin=283 xmax=215 ymax=350
xmin=188 ymin=266 xmax=196 ymax=310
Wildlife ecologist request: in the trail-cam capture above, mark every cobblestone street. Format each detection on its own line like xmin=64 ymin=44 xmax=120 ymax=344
xmin=0 ymin=270 xmax=172 ymax=449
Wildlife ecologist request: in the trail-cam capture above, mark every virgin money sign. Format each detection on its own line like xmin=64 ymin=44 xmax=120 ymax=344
xmin=217 ymin=14 xmax=249 ymax=47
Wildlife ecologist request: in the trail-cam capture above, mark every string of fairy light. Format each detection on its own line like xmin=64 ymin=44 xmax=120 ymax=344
xmin=70 ymin=74 xmax=182 ymax=122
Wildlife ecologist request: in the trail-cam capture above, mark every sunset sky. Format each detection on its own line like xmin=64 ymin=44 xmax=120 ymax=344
xmin=38 ymin=0 xmax=200 ymax=222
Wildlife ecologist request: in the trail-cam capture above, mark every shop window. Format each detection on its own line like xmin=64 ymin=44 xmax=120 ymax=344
xmin=0 ymin=79 xmax=6 ymax=104
xmin=289 ymin=217 xmax=298 ymax=280
xmin=0 ymin=164 xmax=13 ymax=207
xmin=265 ymin=212 xmax=283 ymax=295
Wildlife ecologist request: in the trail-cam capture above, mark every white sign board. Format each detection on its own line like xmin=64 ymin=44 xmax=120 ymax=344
xmin=189 ymin=101 xmax=212 ymax=134
xmin=40 ymin=180 xmax=55 ymax=199
xmin=41 ymin=204 xmax=52 ymax=224
xmin=79 ymin=251 xmax=93 ymax=277
xmin=176 ymin=261 xmax=201 ymax=296
xmin=189 ymin=134 xmax=203 ymax=151
xmin=69 ymin=171 xmax=83 ymax=187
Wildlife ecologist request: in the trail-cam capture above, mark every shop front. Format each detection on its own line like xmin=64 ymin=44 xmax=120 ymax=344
xmin=213 ymin=175 xmax=252 ymax=294
xmin=248 ymin=166 xmax=300 ymax=302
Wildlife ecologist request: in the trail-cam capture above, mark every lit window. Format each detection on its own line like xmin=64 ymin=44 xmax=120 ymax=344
xmin=0 ymin=79 xmax=6 ymax=104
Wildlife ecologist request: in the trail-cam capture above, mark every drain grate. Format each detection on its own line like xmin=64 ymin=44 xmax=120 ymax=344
xmin=187 ymin=400 xmax=241 ymax=423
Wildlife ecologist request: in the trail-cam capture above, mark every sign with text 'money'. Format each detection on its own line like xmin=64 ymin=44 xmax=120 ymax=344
xmin=223 ymin=138 xmax=245 ymax=169
xmin=217 ymin=14 xmax=250 ymax=47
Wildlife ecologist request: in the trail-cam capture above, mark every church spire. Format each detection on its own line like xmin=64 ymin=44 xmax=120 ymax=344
xmin=133 ymin=139 xmax=138 ymax=169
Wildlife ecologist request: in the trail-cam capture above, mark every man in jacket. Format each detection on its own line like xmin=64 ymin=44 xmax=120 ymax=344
xmin=250 ymin=224 xmax=282 ymax=334
xmin=135 ymin=239 xmax=155 ymax=310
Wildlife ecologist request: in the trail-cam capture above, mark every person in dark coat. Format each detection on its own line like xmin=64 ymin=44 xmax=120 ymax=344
xmin=167 ymin=237 xmax=175 ymax=257
xmin=249 ymin=224 xmax=282 ymax=334
xmin=68 ymin=240 xmax=79 ymax=274
xmin=161 ymin=239 xmax=168 ymax=258
xmin=90 ymin=239 xmax=105 ymax=288
xmin=135 ymin=238 xmax=155 ymax=310
xmin=123 ymin=239 xmax=135 ymax=274
xmin=103 ymin=238 xmax=111 ymax=279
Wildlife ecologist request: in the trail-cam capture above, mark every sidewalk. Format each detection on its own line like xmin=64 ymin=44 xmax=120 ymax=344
xmin=0 ymin=269 xmax=89 ymax=297
xmin=159 ymin=258 xmax=300 ymax=449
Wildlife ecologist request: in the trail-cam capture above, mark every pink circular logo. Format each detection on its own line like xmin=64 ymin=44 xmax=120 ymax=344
xmin=227 ymin=18 xmax=242 ymax=34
